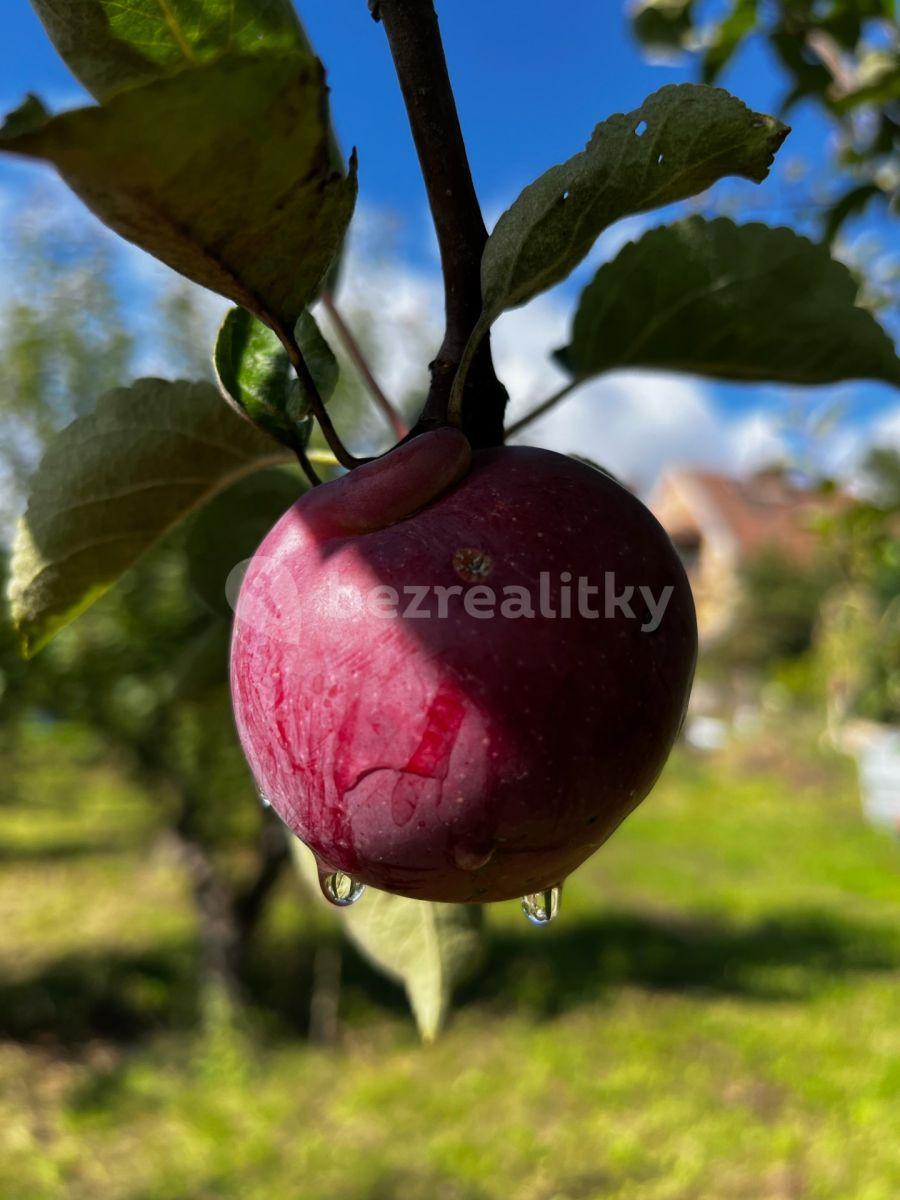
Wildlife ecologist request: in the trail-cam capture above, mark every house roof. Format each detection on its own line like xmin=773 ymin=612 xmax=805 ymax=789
xmin=652 ymin=468 xmax=842 ymax=560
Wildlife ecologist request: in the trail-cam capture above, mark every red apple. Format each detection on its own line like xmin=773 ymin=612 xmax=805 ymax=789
xmin=231 ymin=429 xmax=697 ymax=903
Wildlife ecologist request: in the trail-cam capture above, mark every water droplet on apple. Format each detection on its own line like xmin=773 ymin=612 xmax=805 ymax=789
xmin=453 ymin=842 xmax=495 ymax=871
xmin=318 ymin=867 xmax=366 ymax=907
xmin=521 ymin=885 xmax=560 ymax=926
xmin=259 ymin=791 xmax=272 ymax=809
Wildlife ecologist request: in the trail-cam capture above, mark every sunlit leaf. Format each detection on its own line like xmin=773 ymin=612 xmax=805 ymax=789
xmin=30 ymin=0 xmax=313 ymax=100
xmin=0 ymin=55 xmax=357 ymax=332
xmin=215 ymin=308 xmax=338 ymax=448
xmin=557 ymin=217 xmax=900 ymax=388
xmin=291 ymin=842 xmax=485 ymax=1041
xmin=9 ymin=379 xmax=290 ymax=656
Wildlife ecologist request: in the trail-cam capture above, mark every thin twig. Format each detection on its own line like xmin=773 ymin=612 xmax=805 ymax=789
xmin=296 ymin=443 xmax=322 ymax=487
xmin=321 ymin=291 xmax=409 ymax=439
xmin=375 ymin=0 xmax=507 ymax=446
xmin=277 ymin=323 xmax=370 ymax=470
xmin=505 ymin=381 xmax=579 ymax=439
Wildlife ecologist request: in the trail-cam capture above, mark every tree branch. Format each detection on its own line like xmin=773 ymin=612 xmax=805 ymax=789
xmin=321 ymin=291 xmax=409 ymax=439
xmin=374 ymin=0 xmax=507 ymax=447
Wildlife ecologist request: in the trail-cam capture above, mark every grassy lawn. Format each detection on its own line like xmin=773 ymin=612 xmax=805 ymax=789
xmin=0 ymin=721 xmax=898 ymax=1200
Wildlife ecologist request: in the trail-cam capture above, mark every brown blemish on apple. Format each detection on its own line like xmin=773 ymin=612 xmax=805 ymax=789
xmin=453 ymin=547 xmax=493 ymax=582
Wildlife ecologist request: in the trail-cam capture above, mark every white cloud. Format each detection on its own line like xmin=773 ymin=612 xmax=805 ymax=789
xmin=329 ymin=210 xmax=443 ymax=404
xmin=512 ymin=370 xmax=787 ymax=492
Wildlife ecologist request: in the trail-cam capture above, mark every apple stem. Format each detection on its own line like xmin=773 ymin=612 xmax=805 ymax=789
xmin=321 ymin=291 xmax=410 ymax=440
xmin=373 ymin=0 xmax=508 ymax=447
xmin=278 ymin=324 xmax=373 ymax=470
xmin=295 ymin=443 xmax=323 ymax=487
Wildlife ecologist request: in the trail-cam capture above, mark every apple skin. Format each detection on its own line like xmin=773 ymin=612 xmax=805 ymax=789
xmin=231 ymin=431 xmax=697 ymax=903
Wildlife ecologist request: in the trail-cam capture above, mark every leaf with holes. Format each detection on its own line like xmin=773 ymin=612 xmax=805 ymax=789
xmin=481 ymin=84 xmax=787 ymax=325
xmin=0 ymin=54 xmax=357 ymax=332
xmin=556 ymin=217 xmax=900 ymax=388
xmin=215 ymin=308 xmax=338 ymax=448
xmin=291 ymin=841 xmax=486 ymax=1041
xmin=9 ymin=379 xmax=291 ymax=657
xmin=29 ymin=0 xmax=313 ymax=100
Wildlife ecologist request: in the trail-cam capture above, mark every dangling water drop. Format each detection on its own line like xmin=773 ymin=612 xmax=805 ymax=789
xmin=318 ymin=867 xmax=366 ymax=908
xmin=258 ymin=791 xmax=272 ymax=809
xmin=521 ymin=885 xmax=561 ymax=926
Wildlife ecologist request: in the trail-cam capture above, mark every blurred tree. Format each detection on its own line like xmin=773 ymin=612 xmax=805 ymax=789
xmin=3 ymin=519 xmax=300 ymax=1002
xmin=817 ymin=447 xmax=900 ymax=726
xmin=630 ymin=0 xmax=899 ymax=242
xmin=706 ymin=545 xmax=838 ymax=676
xmin=155 ymin=282 xmax=221 ymax=383
xmin=0 ymin=207 xmax=306 ymax=1004
xmin=0 ymin=215 xmax=132 ymax=524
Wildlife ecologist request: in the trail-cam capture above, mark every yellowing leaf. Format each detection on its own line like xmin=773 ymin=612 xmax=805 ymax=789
xmin=291 ymin=842 xmax=485 ymax=1041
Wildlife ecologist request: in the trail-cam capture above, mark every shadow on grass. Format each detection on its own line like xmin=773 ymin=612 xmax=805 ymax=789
xmin=465 ymin=907 xmax=900 ymax=1016
xmin=0 ymin=929 xmax=397 ymax=1047
xmin=0 ymin=835 xmax=136 ymax=863
xmin=0 ymin=940 xmax=199 ymax=1044
xmin=1 ymin=907 xmax=896 ymax=1047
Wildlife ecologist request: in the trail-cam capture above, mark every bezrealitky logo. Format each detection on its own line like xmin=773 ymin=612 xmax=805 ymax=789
xmin=326 ymin=571 xmax=675 ymax=632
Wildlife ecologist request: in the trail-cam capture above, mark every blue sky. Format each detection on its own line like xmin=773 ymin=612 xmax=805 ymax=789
xmin=0 ymin=1 xmax=898 ymax=486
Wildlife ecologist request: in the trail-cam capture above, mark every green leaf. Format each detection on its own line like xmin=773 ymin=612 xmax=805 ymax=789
xmin=293 ymin=311 xmax=341 ymax=413
xmin=701 ymin=0 xmax=758 ymax=85
xmin=9 ymin=379 xmax=290 ymax=656
xmin=291 ymin=842 xmax=485 ymax=1041
xmin=186 ymin=467 xmax=303 ymax=617
xmin=631 ymin=0 xmax=695 ymax=53
xmin=481 ymin=85 xmax=787 ymax=325
xmin=30 ymin=0 xmax=313 ymax=101
xmin=557 ymin=217 xmax=900 ymax=388
xmin=215 ymin=308 xmax=338 ymax=447
xmin=0 ymin=54 xmax=357 ymax=332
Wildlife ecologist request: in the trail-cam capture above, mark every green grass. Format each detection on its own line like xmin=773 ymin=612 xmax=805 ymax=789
xmin=1 ymin=721 xmax=898 ymax=1200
